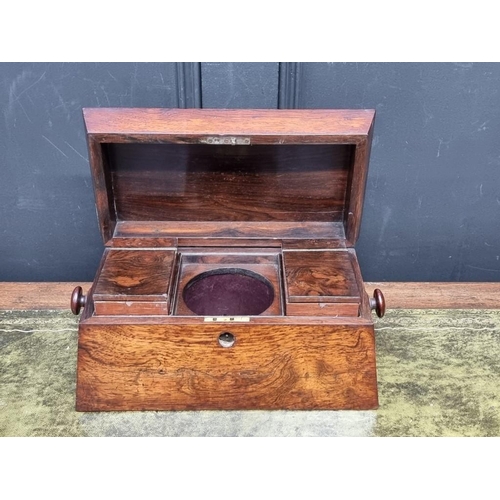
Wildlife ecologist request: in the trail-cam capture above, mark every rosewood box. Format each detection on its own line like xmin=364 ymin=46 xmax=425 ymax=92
xmin=71 ymin=108 xmax=385 ymax=411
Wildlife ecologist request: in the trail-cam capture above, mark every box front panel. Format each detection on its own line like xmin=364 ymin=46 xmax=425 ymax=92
xmin=76 ymin=323 xmax=378 ymax=411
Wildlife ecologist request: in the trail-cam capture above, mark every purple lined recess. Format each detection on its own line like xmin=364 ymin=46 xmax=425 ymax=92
xmin=183 ymin=268 xmax=274 ymax=316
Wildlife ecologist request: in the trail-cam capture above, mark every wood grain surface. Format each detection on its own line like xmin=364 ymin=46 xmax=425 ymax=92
xmin=83 ymin=108 xmax=376 ymax=140
xmin=108 ymin=143 xmax=351 ymax=223
xmin=283 ymin=250 xmax=361 ymax=316
xmin=93 ymin=249 xmax=177 ymax=315
xmin=174 ymin=249 xmax=282 ymax=317
xmin=345 ymin=120 xmax=374 ymax=245
xmin=114 ymin=220 xmax=346 ymax=240
xmin=283 ymin=250 xmax=360 ymax=302
xmin=87 ymin=136 xmax=116 ymax=243
xmin=365 ymin=282 xmax=500 ymax=309
xmin=1 ymin=282 xmax=499 ymax=310
xmin=84 ymin=109 xmax=374 ymax=246
xmin=76 ymin=323 xmax=378 ymax=411
xmin=94 ymin=249 xmax=176 ymax=301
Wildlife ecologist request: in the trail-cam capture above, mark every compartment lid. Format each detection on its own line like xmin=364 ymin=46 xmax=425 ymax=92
xmin=93 ymin=249 xmax=176 ymax=316
xmin=83 ymin=108 xmax=375 ymax=247
xmin=94 ymin=248 xmax=176 ymax=299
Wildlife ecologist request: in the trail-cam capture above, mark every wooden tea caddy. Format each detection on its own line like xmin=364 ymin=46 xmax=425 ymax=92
xmin=71 ymin=108 xmax=385 ymax=411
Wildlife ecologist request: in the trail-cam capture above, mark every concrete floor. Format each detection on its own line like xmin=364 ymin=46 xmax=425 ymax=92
xmin=0 ymin=309 xmax=499 ymax=436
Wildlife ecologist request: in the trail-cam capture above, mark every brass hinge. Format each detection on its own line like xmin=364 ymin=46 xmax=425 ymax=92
xmin=199 ymin=136 xmax=251 ymax=145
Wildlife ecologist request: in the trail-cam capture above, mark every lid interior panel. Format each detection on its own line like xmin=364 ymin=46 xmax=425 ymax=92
xmin=104 ymin=143 xmax=355 ymax=224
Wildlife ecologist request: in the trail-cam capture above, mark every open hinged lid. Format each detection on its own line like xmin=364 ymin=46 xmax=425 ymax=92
xmin=83 ymin=108 xmax=375 ymax=248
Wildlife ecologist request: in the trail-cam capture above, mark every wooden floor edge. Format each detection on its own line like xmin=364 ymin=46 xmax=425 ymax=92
xmin=0 ymin=281 xmax=500 ymax=311
xmin=365 ymin=282 xmax=500 ymax=310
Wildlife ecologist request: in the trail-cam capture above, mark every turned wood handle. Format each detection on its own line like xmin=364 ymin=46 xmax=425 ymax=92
xmin=369 ymin=288 xmax=385 ymax=318
xmin=71 ymin=286 xmax=87 ymax=315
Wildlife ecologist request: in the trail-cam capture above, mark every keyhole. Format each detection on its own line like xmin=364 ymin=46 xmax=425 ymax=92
xmin=218 ymin=332 xmax=235 ymax=348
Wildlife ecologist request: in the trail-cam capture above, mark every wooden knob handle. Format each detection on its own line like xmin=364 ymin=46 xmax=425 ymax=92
xmin=71 ymin=286 xmax=87 ymax=315
xmin=369 ymin=288 xmax=385 ymax=318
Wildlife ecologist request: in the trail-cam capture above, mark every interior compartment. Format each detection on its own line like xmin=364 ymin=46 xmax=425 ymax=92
xmin=174 ymin=248 xmax=283 ymax=316
xmin=92 ymin=247 xmax=362 ymax=318
xmin=183 ymin=268 xmax=274 ymax=316
xmin=93 ymin=140 xmax=364 ymax=319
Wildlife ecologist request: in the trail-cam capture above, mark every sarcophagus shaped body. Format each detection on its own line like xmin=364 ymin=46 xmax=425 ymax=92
xmin=71 ymin=108 xmax=385 ymax=411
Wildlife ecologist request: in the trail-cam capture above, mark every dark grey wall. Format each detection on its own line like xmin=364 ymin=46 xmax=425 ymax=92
xmin=201 ymin=63 xmax=279 ymax=108
xmin=1 ymin=62 xmax=196 ymax=281
xmin=295 ymin=63 xmax=500 ymax=282
xmin=1 ymin=62 xmax=499 ymax=282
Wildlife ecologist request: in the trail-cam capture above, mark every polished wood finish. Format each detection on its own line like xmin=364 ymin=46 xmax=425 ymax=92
xmin=283 ymin=251 xmax=360 ymax=302
xmin=370 ymin=289 xmax=386 ymax=318
xmin=83 ymin=108 xmax=375 ymax=141
xmin=108 ymin=143 xmax=352 ymax=223
xmin=283 ymin=250 xmax=360 ymax=317
xmin=94 ymin=249 xmax=176 ymax=300
xmin=284 ymin=302 xmax=360 ymax=317
xmin=345 ymin=123 xmax=374 ymax=245
xmin=93 ymin=249 xmax=176 ymax=316
xmin=174 ymin=249 xmax=282 ymax=316
xmin=70 ymin=286 xmax=86 ymax=315
xmin=113 ymin=221 xmax=345 ymax=240
xmin=75 ymin=108 xmax=381 ymax=411
xmin=87 ymin=136 xmax=116 ymax=243
xmin=94 ymin=301 xmax=170 ymax=316
xmin=106 ymin=237 xmax=177 ymax=248
xmin=282 ymin=239 xmax=346 ymax=250
xmin=76 ymin=323 xmax=378 ymax=411
xmin=84 ymin=109 xmax=375 ymax=246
